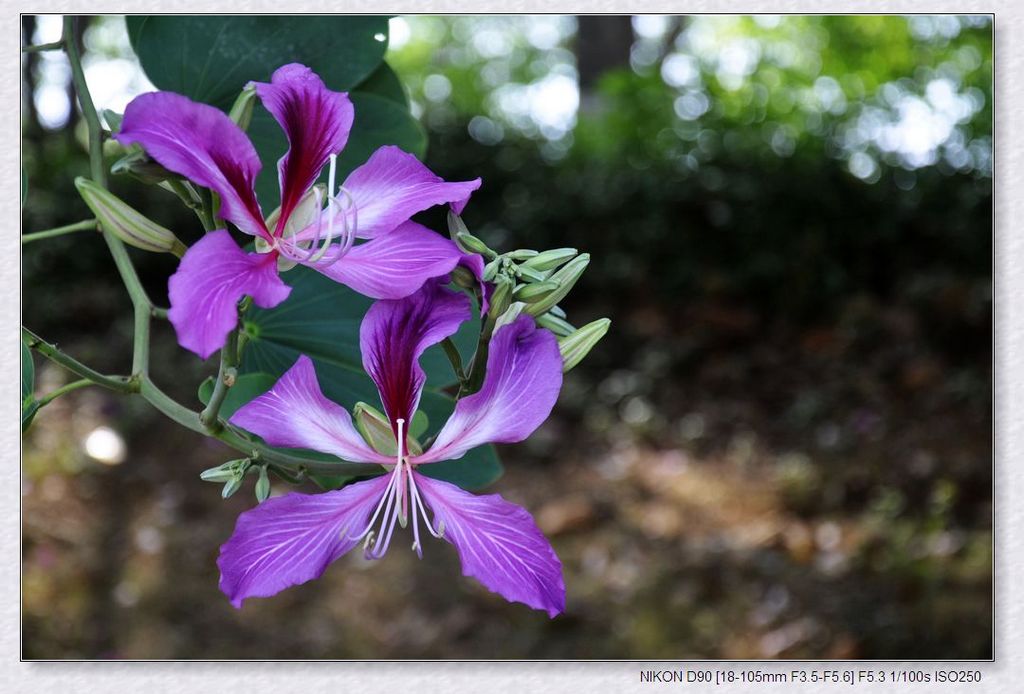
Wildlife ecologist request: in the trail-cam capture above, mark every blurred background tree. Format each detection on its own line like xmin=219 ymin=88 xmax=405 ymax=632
xmin=22 ymin=15 xmax=991 ymax=659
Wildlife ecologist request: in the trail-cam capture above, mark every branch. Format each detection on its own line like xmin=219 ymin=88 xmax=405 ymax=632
xmin=22 ymin=327 xmax=136 ymax=394
xmin=23 ymin=40 xmax=64 ymax=53
xmin=22 ymin=219 xmax=98 ymax=244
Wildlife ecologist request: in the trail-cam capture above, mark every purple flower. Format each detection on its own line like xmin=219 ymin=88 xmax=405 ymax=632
xmin=218 ymin=281 xmax=566 ymax=616
xmin=115 ymin=63 xmax=481 ymax=358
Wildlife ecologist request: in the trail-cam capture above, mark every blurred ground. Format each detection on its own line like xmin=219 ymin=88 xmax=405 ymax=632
xmin=22 ymin=287 xmax=991 ymax=659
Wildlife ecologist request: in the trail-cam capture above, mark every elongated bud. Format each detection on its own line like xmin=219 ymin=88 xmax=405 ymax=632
xmin=482 ymin=257 xmax=501 ymax=282
xmin=524 ymin=253 xmax=590 ymax=316
xmin=515 ymin=265 xmax=550 ymax=283
xmin=522 ymin=247 xmax=578 ymax=272
xmin=548 ymin=304 xmax=568 ymax=320
xmin=111 ymin=148 xmax=178 ymax=185
xmin=451 ymin=264 xmax=477 ymax=289
xmin=508 ymin=249 xmax=539 ymax=261
xmin=75 ymin=177 xmax=186 ymax=257
xmin=487 ymin=276 xmax=514 ymax=321
xmin=513 ymin=280 xmax=560 ymax=304
xmin=536 ymin=312 xmax=576 ymax=337
xmin=229 ymin=84 xmax=258 ymax=131
xmin=558 ymin=318 xmax=611 ymax=372
xmin=447 ymin=209 xmax=469 ymax=240
xmin=456 ymin=232 xmax=497 ymax=259
xmin=221 ymin=476 xmax=244 ymax=499
xmin=254 ymin=465 xmax=271 ymax=502
xmin=200 ymin=458 xmax=250 ymax=483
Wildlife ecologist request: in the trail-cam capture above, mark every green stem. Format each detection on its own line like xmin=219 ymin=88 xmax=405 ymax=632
xmin=22 ymin=327 xmax=136 ymax=394
xmin=35 ymin=378 xmax=95 ymax=409
xmin=200 ymin=329 xmax=239 ymax=430
xmin=23 ymin=40 xmax=64 ymax=53
xmin=22 ymin=219 xmax=98 ymax=244
xmin=464 ymin=313 xmax=497 ymax=395
xmin=64 ymin=17 xmax=103 ymax=186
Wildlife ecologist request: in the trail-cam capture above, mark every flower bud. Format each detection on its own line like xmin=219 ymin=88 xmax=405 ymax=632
xmin=221 ymin=476 xmax=244 ymax=499
xmin=487 ymin=276 xmax=514 ymax=321
xmin=536 ymin=312 xmax=576 ymax=337
xmin=521 ymin=247 xmax=578 ymax=272
xmin=254 ymin=465 xmax=271 ymax=502
xmin=558 ymin=318 xmax=611 ymax=372
xmin=513 ymin=280 xmax=560 ymax=304
xmin=482 ymin=258 xmax=502 ymax=282
xmin=508 ymin=249 xmax=539 ymax=261
xmin=515 ymin=264 xmax=550 ymax=283
xmin=494 ymin=301 xmax=527 ymax=331
xmin=524 ymin=253 xmax=590 ymax=316
xmin=456 ymin=232 xmax=497 ymax=259
xmin=447 ymin=209 xmax=469 ymax=239
xmin=229 ymin=84 xmax=258 ymax=131
xmin=75 ymin=177 xmax=186 ymax=257
xmin=200 ymin=458 xmax=250 ymax=483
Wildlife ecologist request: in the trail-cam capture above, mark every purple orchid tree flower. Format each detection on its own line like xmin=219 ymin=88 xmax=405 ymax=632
xmin=218 ymin=280 xmax=566 ymax=616
xmin=114 ymin=63 xmax=481 ymax=359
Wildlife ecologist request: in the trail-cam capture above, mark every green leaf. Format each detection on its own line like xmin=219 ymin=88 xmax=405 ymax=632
xmin=354 ymin=61 xmax=408 ymax=107
xmin=22 ymin=343 xmax=33 ymax=403
xmin=238 ymin=265 xmax=503 ymax=490
xmin=21 ymin=343 xmax=38 ymax=432
xmin=125 ymin=16 xmax=389 ymax=110
xmin=247 ymin=91 xmax=427 ymax=209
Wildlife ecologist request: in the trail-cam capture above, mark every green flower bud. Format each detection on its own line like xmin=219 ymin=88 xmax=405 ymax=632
xmin=507 ymin=249 xmax=539 ymax=261
xmin=75 ymin=177 xmax=186 ymax=257
xmin=482 ymin=258 xmax=502 ymax=282
xmin=549 ymin=304 xmax=568 ymax=320
xmin=487 ymin=276 xmax=514 ymax=321
xmin=513 ymin=280 xmax=560 ymax=304
xmin=221 ymin=476 xmax=244 ymax=499
xmin=456 ymin=232 xmax=497 ymax=259
xmin=558 ymin=318 xmax=611 ymax=372
xmin=494 ymin=301 xmax=527 ymax=331
xmin=521 ymin=247 xmax=578 ymax=272
xmin=536 ymin=312 xmax=576 ymax=337
xmin=515 ymin=265 xmax=550 ymax=283
xmin=254 ymin=465 xmax=271 ymax=502
xmin=229 ymin=84 xmax=258 ymax=131
xmin=200 ymin=458 xmax=250 ymax=483
xmin=447 ymin=209 xmax=469 ymax=239
xmin=524 ymin=253 xmax=590 ymax=316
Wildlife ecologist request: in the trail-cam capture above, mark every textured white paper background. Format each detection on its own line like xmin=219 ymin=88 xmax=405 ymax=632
xmin=6 ymin=2 xmax=1014 ymax=692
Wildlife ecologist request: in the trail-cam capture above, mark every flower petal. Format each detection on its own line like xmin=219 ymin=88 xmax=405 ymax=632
xmin=416 ymin=315 xmax=563 ymax=464
xmin=415 ymin=474 xmax=565 ymax=617
xmin=359 ymin=281 xmax=471 ymax=428
xmin=340 ymin=145 xmax=481 ymax=239
xmin=254 ymin=64 xmax=354 ymax=234
xmin=116 ymin=92 xmax=268 ymax=239
xmin=312 ymin=221 xmax=468 ymax=300
xmin=167 ymin=230 xmax=290 ymax=359
xmin=229 ymin=355 xmax=391 ymax=464
xmin=217 ymin=475 xmax=390 ymax=608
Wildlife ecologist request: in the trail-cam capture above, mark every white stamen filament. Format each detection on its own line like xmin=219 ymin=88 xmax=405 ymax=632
xmin=345 ymin=417 xmax=444 ymax=560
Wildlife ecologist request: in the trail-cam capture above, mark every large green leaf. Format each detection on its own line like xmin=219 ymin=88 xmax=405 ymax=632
xmin=353 ymin=61 xmax=408 ymax=107
xmin=247 ymin=91 xmax=426 ymax=209
xmin=236 ymin=266 xmax=503 ymax=490
xmin=125 ymin=16 xmax=389 ymax=110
